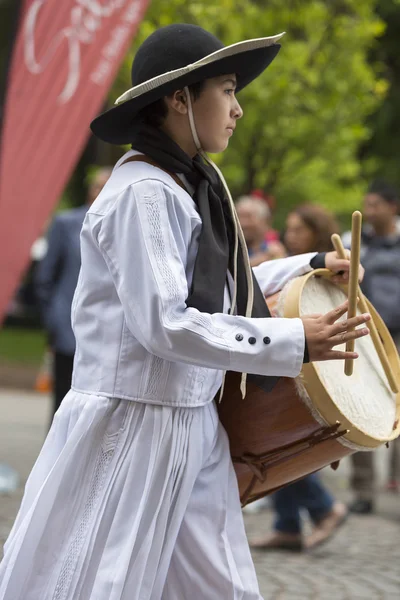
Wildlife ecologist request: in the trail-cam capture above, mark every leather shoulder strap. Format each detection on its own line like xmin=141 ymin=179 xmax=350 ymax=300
xmin=120 ymin=155 xmax=187 ymax=193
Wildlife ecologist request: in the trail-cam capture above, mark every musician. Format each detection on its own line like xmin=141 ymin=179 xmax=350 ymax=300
xmin=0 ymin=25 xmax=371 ymax=599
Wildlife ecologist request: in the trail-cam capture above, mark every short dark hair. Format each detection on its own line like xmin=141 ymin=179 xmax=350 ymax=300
xmin=139 ymin=80 xmax=206 ymax=128
xmin=367 ymin=180 xmax=399 ymax=205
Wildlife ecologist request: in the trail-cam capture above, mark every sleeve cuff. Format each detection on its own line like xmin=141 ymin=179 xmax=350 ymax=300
xmin=310 ymin=252 xmax=326 ymax=270
xmin=228 ymin=316 xmax=305 ymax=378
xmin=303 ymin=338 xmax=310 ymax=363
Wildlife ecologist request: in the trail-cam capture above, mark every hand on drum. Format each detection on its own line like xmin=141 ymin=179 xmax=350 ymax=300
xmin=325 ymin=250 xmax=365 ymax=285
xmin=301 ymin=300 xmax=371 ymax=362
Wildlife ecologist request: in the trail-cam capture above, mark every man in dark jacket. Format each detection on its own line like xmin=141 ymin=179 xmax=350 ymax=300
xmin=35 ymin=168 xmax=112 ymax=418
xmin=343 ymin=180 xmax=400 ymax=514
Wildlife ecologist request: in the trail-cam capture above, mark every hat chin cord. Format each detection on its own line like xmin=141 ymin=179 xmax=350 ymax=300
xmin=184 ymin=87 xmax=254 ymax=399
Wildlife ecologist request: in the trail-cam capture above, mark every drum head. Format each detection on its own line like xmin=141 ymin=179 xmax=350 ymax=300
xmin=283 ymin=271 xmax=400 ymax=448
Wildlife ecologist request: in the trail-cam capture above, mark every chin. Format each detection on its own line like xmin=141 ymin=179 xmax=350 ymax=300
xmin=203 ymin=139 xmax=229 ymax=154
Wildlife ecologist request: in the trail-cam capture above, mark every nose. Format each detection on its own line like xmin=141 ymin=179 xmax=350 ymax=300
xmin=232 ymin=97 xmax=243 ymax=120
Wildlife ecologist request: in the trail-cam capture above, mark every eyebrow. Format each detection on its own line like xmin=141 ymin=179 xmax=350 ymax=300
xmin=222 ymin=77 xmax=237 ymax=87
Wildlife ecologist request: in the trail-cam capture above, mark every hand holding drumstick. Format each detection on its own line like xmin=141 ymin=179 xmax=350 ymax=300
xmin=301 ymin=223 xmax=370 ymax=363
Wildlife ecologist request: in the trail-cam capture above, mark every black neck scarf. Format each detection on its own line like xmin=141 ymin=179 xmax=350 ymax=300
xmin=130 ymin=123 xmax=278 ymax=392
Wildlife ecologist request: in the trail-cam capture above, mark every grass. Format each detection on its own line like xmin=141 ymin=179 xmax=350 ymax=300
xmin=0 ymin=327 xmax=47 ymax=365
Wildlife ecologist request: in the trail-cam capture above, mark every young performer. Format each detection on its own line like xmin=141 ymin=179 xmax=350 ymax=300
xmin=0 ymin=24 xmax=370 ymax=600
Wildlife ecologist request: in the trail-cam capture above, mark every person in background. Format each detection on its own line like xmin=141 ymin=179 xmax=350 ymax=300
xmin=284 ymin=203 xmax=339 ymax=256
xmin=236 ymin=195 xmax=286 ymax=267
xmin=249 ymin=203 xmax=347 ymax=552
xmin=249 ymin=189 xmax=281 ymax=244
xmin=35 ymin=167 xmax=112 ymax=419
xmin=343 ymin=180 xmax=400 ymax=513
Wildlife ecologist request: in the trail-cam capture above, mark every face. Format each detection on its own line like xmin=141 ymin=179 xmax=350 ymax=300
xmin=237 ymin=203 xmax=269 ymax=245
xmin=192 ymin=74 xmax=243 ymax=153
xmin=284 ymin=212 xmax=316 ymax=255
xmin=363 ymin=193 xmax=397 ymax=229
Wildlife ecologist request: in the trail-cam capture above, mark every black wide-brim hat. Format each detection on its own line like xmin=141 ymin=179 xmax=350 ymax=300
xmin=91 ymin=24 xmax=284 ymax=145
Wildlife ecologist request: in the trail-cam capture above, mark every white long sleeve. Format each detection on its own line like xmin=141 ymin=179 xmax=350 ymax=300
xmin=252 ymin=253 xmax=316 ymax=297
xmin=96 ymin=179 xmax=305 ymax=378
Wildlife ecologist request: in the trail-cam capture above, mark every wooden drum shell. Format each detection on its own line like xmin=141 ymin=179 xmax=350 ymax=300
xmin=218 ymin=374 xmax=351 ymax=506
xmin=218 ymin=270 xmax=400 ymax=506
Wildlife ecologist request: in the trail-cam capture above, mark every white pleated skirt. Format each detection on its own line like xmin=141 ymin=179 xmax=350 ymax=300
xmin=0 ymin=390 xmax=262 ymax=600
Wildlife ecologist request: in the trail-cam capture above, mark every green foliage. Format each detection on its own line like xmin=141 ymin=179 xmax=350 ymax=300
xmin=360 ymin=0 xmax=400 ymax=189
xmin=111 ymin=0 xmax=385 ymax=224
xmin=0 ymin=328 xmax=46 ymax=365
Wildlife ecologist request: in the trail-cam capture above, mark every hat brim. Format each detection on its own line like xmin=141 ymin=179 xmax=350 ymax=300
xmin=91 ymin=36 xmax=283 ymax=145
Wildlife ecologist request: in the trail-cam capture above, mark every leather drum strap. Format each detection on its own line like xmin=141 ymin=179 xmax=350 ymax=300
xmin=120 ymin=154 xmax=187 ymax=193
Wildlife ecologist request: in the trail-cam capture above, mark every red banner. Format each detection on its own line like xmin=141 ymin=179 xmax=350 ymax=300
xmin=0 ymin=0 xmax=150 ymax=322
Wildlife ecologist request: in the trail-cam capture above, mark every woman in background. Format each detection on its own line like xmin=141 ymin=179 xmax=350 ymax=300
xmin=284 ymin=203 xmax=340 ymax=256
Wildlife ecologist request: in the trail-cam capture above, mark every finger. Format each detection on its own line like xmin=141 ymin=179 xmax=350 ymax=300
xmin=330 ymin=326 xmax=369 ymax=346
xmin=323 ymin=350 xmax=359 ymax=361
xmin=346 ymin=312 xmax=371 ymax=329
xmin=331 ymin=273 xmax=349 ymax=284
xmin=330 ymin=312 xmax=371 ymax=335
xmin=331 ymin=258 xmax=351 ymax=272
xmin=323 ymin=300 xmax=349 ymax=324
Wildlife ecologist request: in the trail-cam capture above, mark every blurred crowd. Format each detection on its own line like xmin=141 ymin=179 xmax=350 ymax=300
xmin=4 ymin=172 xmax=400 ymax=552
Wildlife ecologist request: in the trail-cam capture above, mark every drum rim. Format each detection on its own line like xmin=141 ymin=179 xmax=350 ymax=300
xmin=283 ymin=269 xmax=400 ymax=448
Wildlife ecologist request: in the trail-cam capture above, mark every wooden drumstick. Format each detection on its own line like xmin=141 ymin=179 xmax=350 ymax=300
xmin=344 ymin=211 xmax=362 ymax=375
xmin=331 ymin=233 xmax=399 ymax=393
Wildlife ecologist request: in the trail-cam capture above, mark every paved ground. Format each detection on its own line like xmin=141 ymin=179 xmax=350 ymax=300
xmin=0 ymin=388 xmax=399 ymax=599
xmin=246 ymin=501 xmax=400 ymax=599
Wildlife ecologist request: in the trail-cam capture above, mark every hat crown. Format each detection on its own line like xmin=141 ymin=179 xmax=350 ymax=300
xmin=131 ymin=24 xmax=224 ymax=87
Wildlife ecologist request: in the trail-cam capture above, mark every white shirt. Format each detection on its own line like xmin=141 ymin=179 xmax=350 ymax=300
xmin=71 ymin=150 xmax=316 ymax=407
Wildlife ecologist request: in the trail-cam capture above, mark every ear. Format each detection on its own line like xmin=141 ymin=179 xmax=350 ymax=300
xmin=165 ymin=89 xmax=187 ymax=115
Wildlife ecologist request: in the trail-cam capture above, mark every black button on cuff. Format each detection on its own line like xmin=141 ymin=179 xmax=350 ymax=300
xmin=248 ymin=337 xmax=256 ymax=345
xmin=235 ymin=333 xmax=244 ymax=341
xmin=263 ymin=336 xmax=271 ymax=345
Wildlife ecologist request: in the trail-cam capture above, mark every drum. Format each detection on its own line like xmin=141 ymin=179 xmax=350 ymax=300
xmin=218 ymin=269 xmax=400 ymax=506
